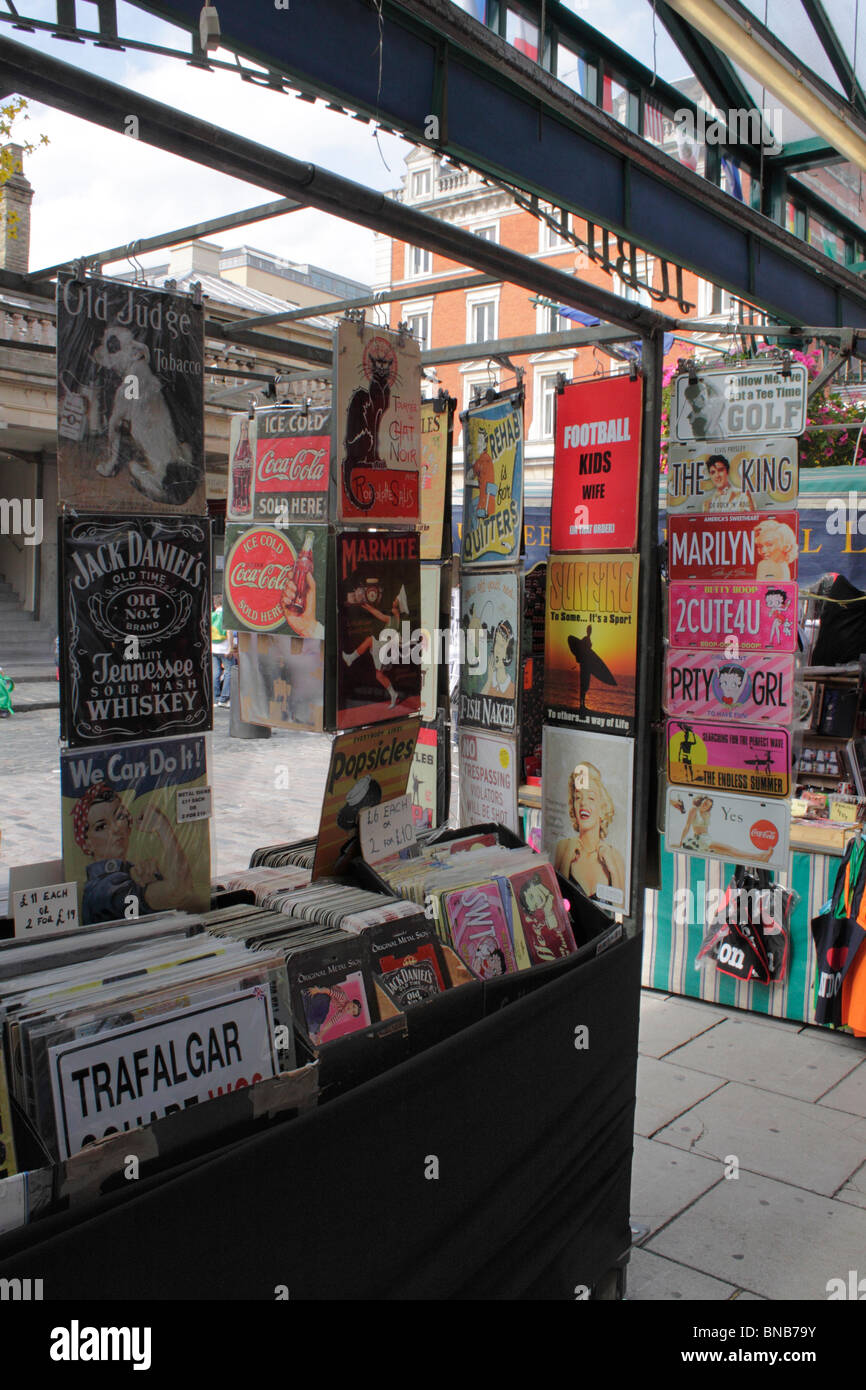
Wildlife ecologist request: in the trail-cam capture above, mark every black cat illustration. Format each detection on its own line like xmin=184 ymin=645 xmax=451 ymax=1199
xmin=342 ymin=341 xmax=398 ymax=511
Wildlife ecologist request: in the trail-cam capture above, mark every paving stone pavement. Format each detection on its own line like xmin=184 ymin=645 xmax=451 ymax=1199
xmin=3 ymin=709 xmax=865 ymax=1301
xmin=629 ymin=990 xmax=866 ymax=1302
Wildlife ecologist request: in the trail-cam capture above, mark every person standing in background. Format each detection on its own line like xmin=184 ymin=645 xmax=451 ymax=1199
xmin=211 ymin=595 xmax=236 ymax=708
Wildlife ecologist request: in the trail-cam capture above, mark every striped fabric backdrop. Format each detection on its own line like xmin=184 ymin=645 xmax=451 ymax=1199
xmin=642 ymin=849 xmax=835 ymax=1025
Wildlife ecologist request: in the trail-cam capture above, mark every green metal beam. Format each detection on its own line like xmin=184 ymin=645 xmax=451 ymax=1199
xmin=768 ymin=137 xmax=842 ymax=172
xmin=800 ymin=0 xmax=866 ymax=119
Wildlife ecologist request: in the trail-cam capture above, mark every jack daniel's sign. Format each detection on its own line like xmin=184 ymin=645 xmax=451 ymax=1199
xmin=60 ymin=514 xmax=212 ymax=746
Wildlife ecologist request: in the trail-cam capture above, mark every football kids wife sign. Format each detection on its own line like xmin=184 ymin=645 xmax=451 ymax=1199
xmin=551 ymin=374 xmax=643 ymax=552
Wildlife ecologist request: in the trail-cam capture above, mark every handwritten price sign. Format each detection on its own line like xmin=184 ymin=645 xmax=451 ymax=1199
xmin=359 ymin=794 xmax=418 ymax=867
xmin=13 ymin=881 xmax=79 ymax=937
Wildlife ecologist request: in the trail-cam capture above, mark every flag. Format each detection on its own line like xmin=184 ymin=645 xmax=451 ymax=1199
xmin=675 ymin=124 xmax=699 ymax=171
xmin=567 ymin=56 xmax=587 ymax=97
xmin=721 ymin=157 xmax=744 ymax=202
xmin=619 ymin=333 xmax=676 ymax=363
xmin=602 ymin=73 xmax=614 ymax=114
xmin=508 ymin=13 xmax=538 ymax=61
xmin=557 ymin=307 xmax=601 ymax=326
xmin=644 ymin=100 xmax=666 ymax=145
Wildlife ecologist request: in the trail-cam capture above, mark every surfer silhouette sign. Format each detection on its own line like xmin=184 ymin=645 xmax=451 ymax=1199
xmin=545 ymin=554 xmax=638 ymax=735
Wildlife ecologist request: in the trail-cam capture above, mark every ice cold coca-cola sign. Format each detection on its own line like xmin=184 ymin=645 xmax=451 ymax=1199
xmin=227 ymin=407 xmax=330 ymax=524
xmin=222 ymin=523 xmax=328 ymax=634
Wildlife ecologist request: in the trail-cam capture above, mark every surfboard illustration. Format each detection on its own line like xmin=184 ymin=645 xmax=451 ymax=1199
xmin=567 ymin=630 xmax=617 ymax=686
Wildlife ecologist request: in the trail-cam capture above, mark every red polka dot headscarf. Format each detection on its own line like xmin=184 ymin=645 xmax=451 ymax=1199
xmin=72 ymin=784 xmax=129 ymax=852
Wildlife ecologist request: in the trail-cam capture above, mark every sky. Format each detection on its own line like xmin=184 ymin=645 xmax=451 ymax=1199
xmin=11 ymin=1 xmax=417 ymax=285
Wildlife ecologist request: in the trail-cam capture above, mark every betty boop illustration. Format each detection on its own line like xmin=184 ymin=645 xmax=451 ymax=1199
xmin=764 ymin=587 xmax=792 ymax=647
xmin=470 ymin=937 xmax=508 ymax=979
xmin=713 ymin=663 xmax=750 ymax=707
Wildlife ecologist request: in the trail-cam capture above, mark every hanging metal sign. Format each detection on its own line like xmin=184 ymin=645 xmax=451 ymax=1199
xmin=673 ymin=364 xmax=808 ymax=442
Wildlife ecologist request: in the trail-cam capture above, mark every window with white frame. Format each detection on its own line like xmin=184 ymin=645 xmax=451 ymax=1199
xmin=462 ymin=370 xmax=500 ymax=413
xmin=411 ymin=168 xmax=432 ymax=199
xmin=536 ymin=300 xmax=564 ymax=335
xmin=403 ymin=306 xmax=431 ymax=353
xmin=528 ymin=357 xmax=573 ymax=441
xmin=474 ymin=224 xmax=498 ymax=242
xmin=406 ymin=244 xmax=432 ymax=278
xmin=698 ymin=277 xmax=733 ymax=317
xmin=540 ymin=204 xmax=570 ymax=251
xmin=469 ymin=298 xmax=497 ymax=344
xmin=538 ymin=372 xmax=559 ymax=439
xmin=612 ymin=253 xmax=654 ymax=306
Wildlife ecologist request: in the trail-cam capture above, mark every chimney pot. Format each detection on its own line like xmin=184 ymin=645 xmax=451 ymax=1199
xmin=0 ymin=142 xmax=33 ymax=273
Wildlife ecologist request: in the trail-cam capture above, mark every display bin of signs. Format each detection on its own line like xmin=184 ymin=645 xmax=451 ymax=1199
xmin=355 ymin=821 xmax=619 ymax=953
xmin=0 ymin=929 xmax=641 ymax=1300
xmin=460 ymin=388 xmax=524 ymax=569
xmin=0 ymin=1062 xmax=320 ymax=1233
xmin=427 ymin=821 xmax=624 ymax=958
xmin=56 ymin=273 xmax=205 ymax=513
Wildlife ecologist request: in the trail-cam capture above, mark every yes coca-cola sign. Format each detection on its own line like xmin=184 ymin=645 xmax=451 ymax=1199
xmin=227 ymin=407 xmax=330 ymax=525
xmin=222 ymin=523 xmax=328 ymax=636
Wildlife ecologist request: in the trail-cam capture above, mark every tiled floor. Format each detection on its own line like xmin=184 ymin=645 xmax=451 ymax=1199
xmin=630 ymin=990 xmax=866 ymax=1301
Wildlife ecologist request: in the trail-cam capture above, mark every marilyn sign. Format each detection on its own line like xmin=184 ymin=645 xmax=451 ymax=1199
xmin=668 ymin=511 xmax=799 ymax=582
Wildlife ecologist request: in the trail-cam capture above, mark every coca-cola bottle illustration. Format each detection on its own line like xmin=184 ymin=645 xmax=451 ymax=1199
xmin=287 ymin=530 xmax=318 ymax=614
xmin=230 ymin=417 xmax=253 ymax=517
xmin=287 ymin=531 xmax=315 ymax=615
